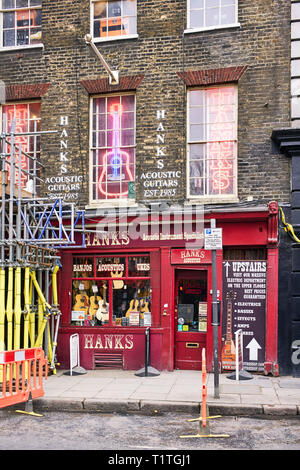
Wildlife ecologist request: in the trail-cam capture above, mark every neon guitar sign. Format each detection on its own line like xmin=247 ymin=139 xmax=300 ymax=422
xmin=98 ymin=103 xmax=134 ymax=199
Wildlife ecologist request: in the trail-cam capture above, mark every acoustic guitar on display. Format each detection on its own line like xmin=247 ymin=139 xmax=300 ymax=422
xmin=89 ymin=295 xmax=102 ymax=318
xmin=139 ymin=299 xmax=149 ymax=320
xmin=221 ymin=290 xmax=237 ymax=368
xmin=73 ymin=293 xmax=89 ymax=314
xmin=126 ymin=293 xmax=140 ymax=318
xmin=96 ymin=283 xmax=109 ymax=324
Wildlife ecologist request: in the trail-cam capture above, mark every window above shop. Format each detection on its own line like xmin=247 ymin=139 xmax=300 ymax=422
xmin=0 ymin=0 xmax=42 ymax=50
xmin=187 ymin=84 xmax=238 ymax=203
xmin=91 ymin=0 xmax=137 ymax=42
xmin=1 ymin=101 xmax=41 ymax=193
xmin=185 ymin=0 xmax=239 ymax=34
xmin=71 ymin=254 xmax=151 ymax=328
xmin=90 ymin=93 xmax=136 ymax=204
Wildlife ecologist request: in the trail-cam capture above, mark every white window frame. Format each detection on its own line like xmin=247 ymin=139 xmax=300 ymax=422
xmin=186 ymin=84 xmax=239 ymax=204
xmin=88 ymin=92 xmax=137 ymax=208
xmin=185 ymin=0 xmax=240 ymax=34
xmin=0 ymin=0 xmax=43 ymax=51
xmin=90 ymin=0 xmax=138 ymax=44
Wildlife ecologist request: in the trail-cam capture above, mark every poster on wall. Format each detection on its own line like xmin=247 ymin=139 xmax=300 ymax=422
xmin=222 ymin=260 xmax=267 ymax=372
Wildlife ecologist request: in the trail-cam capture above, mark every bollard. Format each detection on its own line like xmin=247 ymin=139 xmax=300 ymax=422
xmin=135 ymin=328 xmax=160 ymax=377
xmin=180 ymin=348 xmax=230 ymax=439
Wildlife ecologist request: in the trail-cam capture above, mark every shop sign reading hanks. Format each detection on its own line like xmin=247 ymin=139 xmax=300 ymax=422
xmin=46 ymin=116 xmax=83 ymax=201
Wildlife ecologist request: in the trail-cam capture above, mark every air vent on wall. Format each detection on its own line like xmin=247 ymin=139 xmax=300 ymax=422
xmin=93 ymin=352 xmax=123 ymax=369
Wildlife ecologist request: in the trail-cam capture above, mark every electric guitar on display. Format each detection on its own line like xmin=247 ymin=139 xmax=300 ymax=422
xmin=98 ymin=104 xmax=134 ymax=199
xmin=221 ymin=290 xmax=237 ymax=369
xmin=96 ymin=283 xmax=109 ymax=324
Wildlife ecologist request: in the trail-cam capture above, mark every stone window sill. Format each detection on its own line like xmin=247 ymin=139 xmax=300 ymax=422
xmin=184 ymin=23 xmax=240 ymax=35
xmin=0 ymin=44 xmax=44 ymax=53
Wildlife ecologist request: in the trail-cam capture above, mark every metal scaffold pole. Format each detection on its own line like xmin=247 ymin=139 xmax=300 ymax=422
xmin=0 ymin=113 xmax=86 ymax=374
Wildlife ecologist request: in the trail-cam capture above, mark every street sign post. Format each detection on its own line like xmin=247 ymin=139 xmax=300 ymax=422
xmin=205 ymin=221 xmax=222 ymax=399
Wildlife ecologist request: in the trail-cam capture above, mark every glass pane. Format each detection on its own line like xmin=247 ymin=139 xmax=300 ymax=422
xmin=190 ymin=143 xmax=204 ymax=160
xmin=94 ymin=1 xmax=106 ymax=18
xmin=190 ymin=160 xmax=203 ymax=178
xmin=220 ymin=86 xmax=235 ymax=105
xmin=208 ymin=0 xmax=219 ymax=7
xmin=128 ymin=255 xmax=150 ymax=277
xmin=221 ymin=5 xmax=235 ymax=24
xmin=3 ymin=12 xmax=15 ymax=28
xmin=121 ymin=111 xmax=134 ymax=129
xmin=121 ymin=94 xmax=135 ymax=112
xmin=29 ymin=27 xmax=41 ymax=43
xmin=113 ymin=279 xmax=151 ymax=327
xmin=221 ymin=0 xmax=235 ymax=6
xmin=96 ymin=256 xmax=126 ymax=278
xmin=34 ymin=9 xmax=41 ymax=26
xmin=71 ymin=279 xmax=109 ymax=326
xmin=123 ymin=0 xmax=136 ymax=16
xmin=3 ymin=29 xmax=15 ymax=46
xmin=190 ymin=124 xmax=204 ymax=141
xmin=122 ymin=15 xmax=136 ymax=35
xmin=191 ymin=0 xmax=203 ymax=8
xmin=189 ymin=90 xmax=204 ymax=106
xmin=16 ymin=10 xmax=30 ymax=26
xmin=94 ymin=97 xmax=106 ymax=114
xmin=93 ymin=131 xmax=106 ymax=148
xmin=16 ymin=0 xmax=28 ymax=7
xmin=205 ymin=7 xmax=219 ymax=26
xmin=189 ymin=106 xmax=204 ymax=124
xmin=121 ymin=129 xmax=134 ymax=146
xmin=93 ymin=20 xmax=101 ymax=38
xmin=16 ymin=28 xmax=29 ymax=45
xmin=29 ymin=101 xmax=41 ymax=120
xmin=30 ymin=0 xmax=42 ymax=6
xmin=108 ymin=1 xmax=121 ymax=18
xmin=190 ymin=178 xmax=204 ymax=196
xmin=72 ymin=257 xmax=94 ymax=278
xmin=177 ymin=276 xmax=207 ymax=332
xmin=190 ymin=9 xmax=204 ymax=28
xmin=3 ymin=0 xmax=15 ymax=9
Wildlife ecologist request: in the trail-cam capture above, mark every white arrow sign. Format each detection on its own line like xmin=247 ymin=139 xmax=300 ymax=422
xmin=223 ymin=261 xmax=230 ymax=277
xmin=246 ymin=338 xmax=262 ymax=361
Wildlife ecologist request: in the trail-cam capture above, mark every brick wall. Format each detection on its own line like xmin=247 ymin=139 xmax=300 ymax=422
xmin=0 ymin=0 xmax=291 ymax=208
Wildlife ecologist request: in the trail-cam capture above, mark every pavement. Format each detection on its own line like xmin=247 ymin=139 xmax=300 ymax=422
xmin=31 ymin=368 xmax=300 ymax=417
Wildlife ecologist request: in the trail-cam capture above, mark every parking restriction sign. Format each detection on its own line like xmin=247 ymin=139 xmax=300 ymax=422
xmin=204 ymin=228 xmax=223 ymax=250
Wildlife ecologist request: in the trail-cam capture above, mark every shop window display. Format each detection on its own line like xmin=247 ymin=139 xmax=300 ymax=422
xmin=71 ymin=254 xmax=151 ymax=327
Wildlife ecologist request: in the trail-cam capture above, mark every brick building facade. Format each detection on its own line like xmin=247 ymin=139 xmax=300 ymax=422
xmin=0 ymin=0 xmax=293 ymax=374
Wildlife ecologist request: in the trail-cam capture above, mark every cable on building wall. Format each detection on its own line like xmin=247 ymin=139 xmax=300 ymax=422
xmin=279 ymin=206 xmax=300 ymax=243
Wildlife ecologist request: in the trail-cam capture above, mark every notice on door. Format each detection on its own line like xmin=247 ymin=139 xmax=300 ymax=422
xmin=222 ymin=260 xmax=266 ymax=372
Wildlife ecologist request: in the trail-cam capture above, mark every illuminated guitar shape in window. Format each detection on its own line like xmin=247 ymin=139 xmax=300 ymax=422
xmin=98 ymin=103 xmax=134 ymax=199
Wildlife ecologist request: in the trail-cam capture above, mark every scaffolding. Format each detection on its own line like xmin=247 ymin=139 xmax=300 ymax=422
xmin=0 ymin=115 xmax=85 ymax=374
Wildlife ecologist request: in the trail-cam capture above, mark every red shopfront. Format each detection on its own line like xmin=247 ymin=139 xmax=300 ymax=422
xmin=56 ymin=203 xmax=279 ymax=375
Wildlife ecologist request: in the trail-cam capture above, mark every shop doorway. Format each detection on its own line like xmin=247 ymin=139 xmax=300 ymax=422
xmin=174 ymin=269 xmax=209 ymax=370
